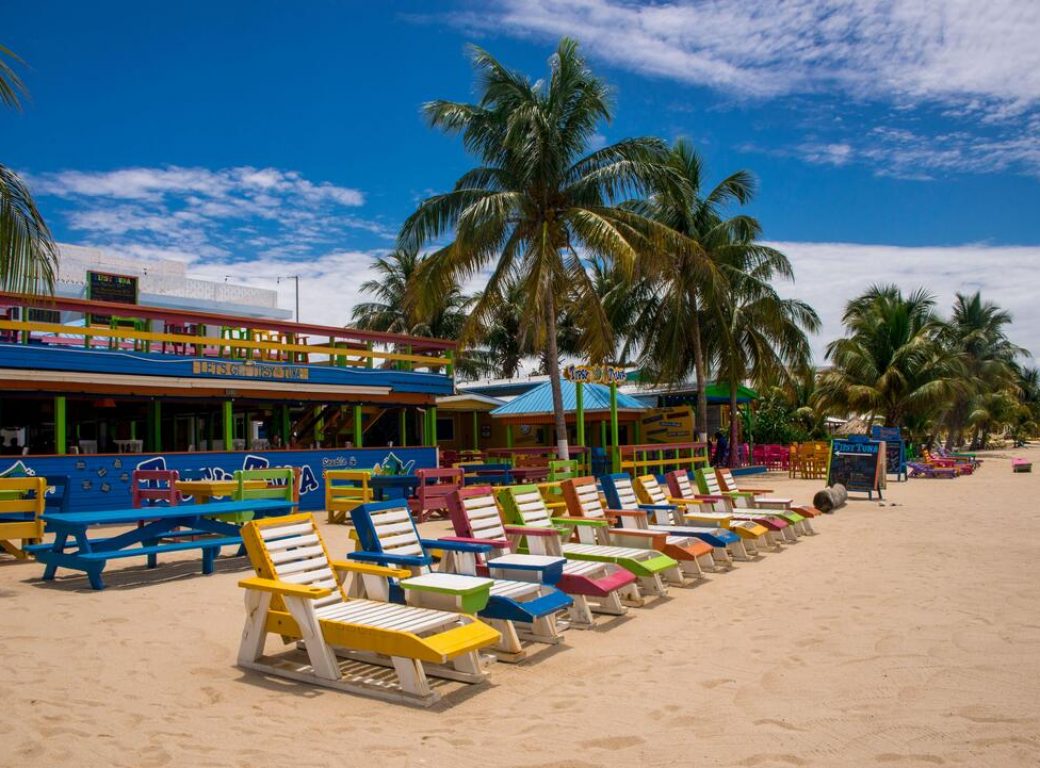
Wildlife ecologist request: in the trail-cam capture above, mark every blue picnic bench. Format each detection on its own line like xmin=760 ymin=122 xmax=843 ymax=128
xmin=29 ymin=499 xmax=296 ymax=590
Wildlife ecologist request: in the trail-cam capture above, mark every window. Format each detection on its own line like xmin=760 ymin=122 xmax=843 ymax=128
xmin=436 ymin=417 xmax=455 ymax=441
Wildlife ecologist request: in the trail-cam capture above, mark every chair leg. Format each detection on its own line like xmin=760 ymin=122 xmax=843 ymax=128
xmin=697 ymin=552 xmax=716 ymax=572
xmin=637 ymin=573 xmax=667 ymax=597
xmin=238 ymin=590 xmax=270 ymax=665
xmin=488 ymin=618 xmax=526 ymax=661
xmin=284 ymin=597 xmax=340 ymax=681
xmin=391 ymin=657 xmax=433 ymax=698
xmin=566 ymin=595 xmax=596 ymax=628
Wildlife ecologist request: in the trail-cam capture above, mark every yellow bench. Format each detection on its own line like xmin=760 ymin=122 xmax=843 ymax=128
xmin=324 ymin=470 xmax=373 ymax=524
xmin=0 ymin=477 xmax=46 ymax=560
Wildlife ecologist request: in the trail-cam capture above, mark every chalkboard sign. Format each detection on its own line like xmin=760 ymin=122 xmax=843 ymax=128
xmin=871 ymin=426 xmax=906 ymax=480
xmin=87 ymin=271 xmax=138 ymax=325
xmin=828 ymin=436 xmax=886 ymax=498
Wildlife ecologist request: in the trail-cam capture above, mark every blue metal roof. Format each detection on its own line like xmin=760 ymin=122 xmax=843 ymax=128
xmin=490 ymin=380 xmax=647 ymax=417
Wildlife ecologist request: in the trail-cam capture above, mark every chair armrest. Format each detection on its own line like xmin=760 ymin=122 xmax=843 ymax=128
xmin=639 ymin=503 xmax=676 ymax=511
xmin=238 ymin=576 xmax=331 ymax=599
xmin=330 ymin=559 xmax=411 ymax=579
xmin=605 ymin=528 xmax=666 ymax=544
xmin=421 ymin=538 xmax=492 ymax=554
xmin=736 ymin=487 xmax=773 ymax=494
xmin=694 ymin=494 xmax=726 ymax=502
xmin=606 ymin=509 xmax=647 ymax=518
xmin=503 ymin=524 xmax=560 ymax=538
xmin=348 ymin=550 xmax=431 ymax=567
xmin=440 ymin=535 xmax=510 ymax=549
xmin=553 ymin=516 xmax=608 ymax=527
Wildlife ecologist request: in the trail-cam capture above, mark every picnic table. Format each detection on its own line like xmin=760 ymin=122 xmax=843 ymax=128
xmin=462 ymin=463 xmax=513 ymax=486
xmin=175 ymin=479 xmax=266 ymax=503
xmin=509 ymin=466 xmax=550 ymax=482
xmin=369 ymin=474 xmax=420 ymax=501
xmin=30 ymin=499 xmax=295 ymax=590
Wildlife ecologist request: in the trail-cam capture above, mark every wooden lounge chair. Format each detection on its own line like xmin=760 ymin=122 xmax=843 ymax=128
xmin=663 ymin=470 xmax=771 ymax=556
xmin=237 ymin=512 xmax=500 ymax=706
xmin=594 ymin=473 xmax=719 ymax=581
xmin=693 ymin=468 xmax=804 ymax=542
xmin=714 ymin=467 xmax=823 ymax=525
xmin=409 ymin=467 xmax=463 ymax=523
xmin=324 ymin=469 xmax=372 ymax=524
xmin=497 ymin=484 xmax=675 ymax=604
xmin=907 ymin=461 xmax=958 ymax=479
xmin=708 ymin=467 xmax=816 ymax=536
xmin=447 ymin=486 xmax=637 ymax=628
xmin=350 ymin=500 xmax=573 ymax=661
xmin=630 ymin=474 xmax=744 ymax=563
xmin=0 ymin=476 xmax=46 ymax=559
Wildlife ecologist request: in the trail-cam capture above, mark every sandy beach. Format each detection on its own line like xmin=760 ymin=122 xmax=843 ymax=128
xmin=3 ymin=450 xmax=1040 ymax=768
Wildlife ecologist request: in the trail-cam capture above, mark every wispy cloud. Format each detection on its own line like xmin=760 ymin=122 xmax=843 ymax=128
xmin=30 ymin=165 xmax=392 ymax=265
xmin=442 ymin=0 xmax=1040 ymax=179
xmin=771 ymin=240 xmax=1040 ymax=365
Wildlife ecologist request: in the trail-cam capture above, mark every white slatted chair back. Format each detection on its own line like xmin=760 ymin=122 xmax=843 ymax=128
xmin=367 ymin=503 xmax=431 ymax=573
xmin=461 ymin=493 xmax=507 ymax=540
xmin=511 ymin=489 xmax=553 ymax=528
xmin=718 ymin=467 xmax=736 ymax=490
xmin=638 ymin=475 xmax=669 ymax=505
xmin=611 ymin=476 xmax=640 ymax=508
xmin=700 ymin=470 xmax=723 ymax=495
xmin=573 ymin=481 xmax=607 ymax=520
xmin=673 ymin=471 xmax=696 ymax=499
xmin=252 ymin=516 xmax=346 ymax=611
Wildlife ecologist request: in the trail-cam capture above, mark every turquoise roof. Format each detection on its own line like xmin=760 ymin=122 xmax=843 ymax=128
xmin=490 ymin=380 xmax=647 ymax=418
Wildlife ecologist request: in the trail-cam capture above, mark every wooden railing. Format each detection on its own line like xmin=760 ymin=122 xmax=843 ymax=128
xmin=619 ymin=441 xmax=708 ymax=476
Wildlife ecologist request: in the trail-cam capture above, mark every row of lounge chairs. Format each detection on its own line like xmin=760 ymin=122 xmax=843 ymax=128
xmin=237 ymin=466 xmax=826 ymax=706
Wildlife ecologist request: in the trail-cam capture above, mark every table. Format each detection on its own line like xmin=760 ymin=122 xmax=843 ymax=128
xmin=509 ymin=466 xmax=550 ymax=482
xmin=175 ymin=479 xmax=267 ymax=503
xmin=369 ymin=474 xmax=420 ymax=501
xmin=486 ymin=554 xmax=565 ymax=585
xmin=31 ymin=499 xmax=296 ymax=590
xmin=398 ymin=572 xmax=493 ymax=613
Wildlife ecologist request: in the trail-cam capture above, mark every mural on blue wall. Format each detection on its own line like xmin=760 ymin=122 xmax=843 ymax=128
xmin=0 ymin=447 xmax=437 ymax=513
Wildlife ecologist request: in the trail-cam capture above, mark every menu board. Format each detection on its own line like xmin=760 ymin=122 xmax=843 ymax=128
xmin=87 ymin=271 xmax=138 ymax=325
xmin=828 ymin=437 xmax=886 ymax=498
xmin=871 ymin=426 xmax=906 ymax=479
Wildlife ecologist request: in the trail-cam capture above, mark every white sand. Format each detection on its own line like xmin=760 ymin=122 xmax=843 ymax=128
xmin=3 ymin=448 xmax=1039 ymax=767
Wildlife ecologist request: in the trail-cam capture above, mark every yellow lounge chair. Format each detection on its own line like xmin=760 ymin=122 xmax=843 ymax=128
xmin=237 ymin=512 xmax=500 ymax=707
xmin=0 ymin=477 xmax=45 ymax=560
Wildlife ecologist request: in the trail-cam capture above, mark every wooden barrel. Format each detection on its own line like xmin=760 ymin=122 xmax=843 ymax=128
xmin=813 ymin=483 xmax=848 ymax=513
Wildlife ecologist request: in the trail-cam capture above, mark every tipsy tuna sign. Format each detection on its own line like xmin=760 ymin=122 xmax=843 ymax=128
xmin=0 ymin=447 xmax=436 ymax=514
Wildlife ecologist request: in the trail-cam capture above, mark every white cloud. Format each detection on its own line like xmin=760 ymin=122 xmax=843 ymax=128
xmin=771 ymin=241 xmax=1040 ymax=365
xmin=444 ymin=0 xmax=1040 ymax=179
xmin=30 ymin=164 xmax=392 ymax=269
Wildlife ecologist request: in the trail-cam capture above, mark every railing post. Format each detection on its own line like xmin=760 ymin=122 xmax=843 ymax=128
xmin=55 ymin=395 xmax=67 ymax=455
xmin=472 ymin=410 xmax=479 ymax=451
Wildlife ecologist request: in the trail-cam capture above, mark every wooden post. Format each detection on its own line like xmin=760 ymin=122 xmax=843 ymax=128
xmin=280 ymin=405 xmax=291 ymax=446
xmin=430 ymin=406 xmax=438 ymax=445
xmin=149 ymin=400 xmax=162 ymax=453
xmin=575 ymin=382 xmax=585 ymax=447
xmin=506 ymin=423 xmax=514 ymax=449
xmin=610 ymin=382 xmax=619 ymax=472
xmin=223 ymin=400 xmax=234 ymax=451
xmin=55 ymin=396 xmax=67 ymax=455
xmin=472 ymin=410 xmax=479 ymax=451
xmin=354 ymin=405 xmax=363 ymax=448
xmin=399 ymin=409 xmax=408 ymax=447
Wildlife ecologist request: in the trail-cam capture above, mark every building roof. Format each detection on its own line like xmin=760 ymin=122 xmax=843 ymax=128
xmin=436 ymin=392 xmax=507 ymax=411
xmin=490 ymin=380 xmax=647 ymax=418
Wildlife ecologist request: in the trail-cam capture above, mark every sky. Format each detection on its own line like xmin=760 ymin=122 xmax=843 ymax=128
xmin=4 ymin=0 xmax=1040 ymax=365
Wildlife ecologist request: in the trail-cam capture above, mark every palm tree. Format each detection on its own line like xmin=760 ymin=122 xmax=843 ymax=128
xmin=704 ymin=258 xmax=819 ymax=466
xmin=815 ymin=285 xmax=958 ymax=431
xmin=939 ymin=292 xmax=1025 ymax=448
xmin=400 ymin=39 xmax=685 ymax=459
xmin=631 ymin=139 xmax=778 ymax=440
xmin=1 ymin=44 xmax=56 ymax=294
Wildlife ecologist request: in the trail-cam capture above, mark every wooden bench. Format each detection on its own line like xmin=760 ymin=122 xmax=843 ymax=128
xmin=0 ymin=477 xmax=46 ymax=559
xmin=31 ymin=499 xmax=296 ymax=589
xmin=324 ymin=469 xmax=373 ymax=524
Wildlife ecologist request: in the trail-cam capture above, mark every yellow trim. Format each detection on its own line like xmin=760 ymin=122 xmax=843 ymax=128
xmin=0 ymin=319 xmax=451 ymax=368
xmin=238 ymin=576 xmax=332 ymax=599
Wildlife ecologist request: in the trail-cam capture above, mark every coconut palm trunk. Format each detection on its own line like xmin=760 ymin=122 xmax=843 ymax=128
xmin=690 ymin=295 xmax=709 ymax=441
xmin=545 ymin=292 xmax=570 ymax=460
xmin=729 ymin=383 xmax=740 ymax=468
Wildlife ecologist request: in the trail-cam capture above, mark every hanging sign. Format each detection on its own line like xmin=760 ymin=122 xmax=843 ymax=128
xmin=563 ymin=364 xmax=627 ymax=385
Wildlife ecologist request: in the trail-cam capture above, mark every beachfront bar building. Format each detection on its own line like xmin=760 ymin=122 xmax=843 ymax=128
xmin=0 ymin=283 xmax=454 ymax=512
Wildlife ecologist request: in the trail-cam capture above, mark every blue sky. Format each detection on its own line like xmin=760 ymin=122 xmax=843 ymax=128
xmin=5 ymin=1 xmax=1040 ymax=361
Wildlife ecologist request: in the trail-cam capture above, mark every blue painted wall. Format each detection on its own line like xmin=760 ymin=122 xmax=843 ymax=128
xmin=0 ymin=447 xmax=437 ymax=513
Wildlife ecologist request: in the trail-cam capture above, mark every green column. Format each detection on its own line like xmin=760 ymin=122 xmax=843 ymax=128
xmin=354 ymin=405 xmax=363 ymax=448
xmin=506 ymin=424 xmax=514 ymax=449
xmin=55 ymin=396 xmax=67 ymax=455
xmin=430 ymin=406 xmax=438 ymax=444
xmin=399 ymin=409 xmax=408 ymax=447
xmin=472 ymin=410 xmax=480 ymax=451
xmin=149 ymin=400 xmax=162 ymax=453
xmin=314 ymin=406 xmax=325 ymax=446
xmin=610 ymin=383 xmax=620 ymax=473
xmin=280 ymin=405 xmax=291 ymax=445
xmin=223 ymin=400 xmax=233 ymax=450
xmin=575 ymin=382 xmax=585 ymax=447
xmin=600 ymin=420 xmax=608 ymax=450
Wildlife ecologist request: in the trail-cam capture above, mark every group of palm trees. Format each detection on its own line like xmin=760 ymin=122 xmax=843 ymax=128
xmin=815 ymin=286 xmax=1035 ymax=449
xmin=4 ymin=39 xmax=1032 ymax=455
xmin=356 ymin=39 xmax=820 ymax=459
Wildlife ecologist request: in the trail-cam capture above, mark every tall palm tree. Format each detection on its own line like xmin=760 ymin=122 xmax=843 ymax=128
xmin=631 ymin=139 xmax=780 ymax=439
xmin=400 ymin=39 xmax=685 ymax=459
xmin=0 ymin=44 xmax=56 ymax=294
xmin=939 ymin=292 xmax=1025 ymax=448
xmin=815 ymin=285 xmax=958 ymax=431
xmin=704 ymin=258 xmax=819 ymax=465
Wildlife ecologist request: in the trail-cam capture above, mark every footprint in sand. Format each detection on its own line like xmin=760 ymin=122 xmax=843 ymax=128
xmin=875 ymin=753 xmax=945 ymax=764
xmin=578 ymin=735 xmax=645 ymax=750
xmin=701 ymin=677 xmax=736 ymax=689
xmin=753 ymin=718 xmax=808 ymax=732
xmin=738 ymin=753 xmax=808 ymax=766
